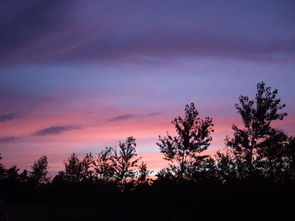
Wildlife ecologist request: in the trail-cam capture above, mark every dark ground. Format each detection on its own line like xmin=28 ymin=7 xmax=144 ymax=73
xmin=4 ymin=183 xmax=295 ymax=221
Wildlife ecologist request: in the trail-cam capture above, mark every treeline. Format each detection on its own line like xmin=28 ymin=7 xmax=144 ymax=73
xmin=0 ymin=82 xmax=295 ymax=221
xmin=1 ymin=82 xmax=295 ymax=220
xmin=0 ymin=82 xmax=295 ymax=188
xmin=0 ymin=137 xmax=149 ymax=187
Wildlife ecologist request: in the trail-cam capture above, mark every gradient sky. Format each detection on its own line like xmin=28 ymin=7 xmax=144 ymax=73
xmin=0 ymin=0 xmax=295 ymax=174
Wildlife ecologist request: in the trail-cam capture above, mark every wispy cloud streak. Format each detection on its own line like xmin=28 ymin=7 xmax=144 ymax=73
xmin=0 ymin=136 xmax=20 ymax=143
xmin=0 ymin=112 xmax=22 ymax=122
xmin=33 ymin=125 xmax=81 ymax=136
xmin=108 ymin=113 xmax=161 ymax=122
xmin=108 ymin=114 xmax=135 ymax=122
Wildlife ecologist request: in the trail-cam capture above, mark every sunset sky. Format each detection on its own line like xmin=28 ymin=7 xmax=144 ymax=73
xmin=0 ymin=0 xmax=295 ymax=174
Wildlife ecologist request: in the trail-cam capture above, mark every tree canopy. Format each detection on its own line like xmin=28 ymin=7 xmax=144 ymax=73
xmin=30 ymin=155 xmax=49 ymax=184
xmin=157 ymin=102 xmax=214 ymax=180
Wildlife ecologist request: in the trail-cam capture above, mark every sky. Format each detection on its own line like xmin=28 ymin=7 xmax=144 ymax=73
xmin=0 ymin=0 xmax=295 ymax=174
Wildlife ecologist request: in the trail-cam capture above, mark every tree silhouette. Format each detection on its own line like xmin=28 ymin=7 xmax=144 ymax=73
xmin=186 ymin=156 xmax=217 ymax=183
xmin=157 ymin=103 xmax=214 ymax=180
xmin=30 ymin=155 xmax=49 ymax=184
xmin=94 ymin=146 xmax=115 ymax=182
xmin=137 ymin=162 xmax=151 ymax=184
xmin=64 ymin=153 xmax=82 ymax=183
xmin=19 ymin=169 xmax=29 ymax=183
xmin=80 ymin=153 xmax=94 ymax=182
xmin=256 ymin=129 xmax=290 ymax=180
xmin=112 ymin=137 xmax=141 ymax=183
xmin=215 ymin=150 xmax=236 ymax=183
xmin=5 ymin=166 xmax=19 ymax=182
xmin=52 ymin=171 xmax=66 ymax=185
xmin=0 ymin=154 xmax=4 ymax=176
xmin=226 ymin=82 xmax=288 ymax=178
xmin=64 ymin=153 xmax=93 ymax=183
xmin=1 ymin=81 xmax=295 ymax=220
xmin=285 ymin=137 xmax=295 ymax=180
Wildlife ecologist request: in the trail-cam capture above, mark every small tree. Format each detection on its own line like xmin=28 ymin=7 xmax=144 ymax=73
xmin=215 ymin=151 xmax=236 ymax=183
xmin=137 ymin=162 xmax=151 ymax=184
xmin=112 ymin=137 xmax=141 ymax=183
xmin=186 ymin=156 xmax=217 ymax=183
xmin=52 ymin=171 xmax=66 ymax=185
xmin=94 ymin=146 xmax=115 ymax=182
xmin=0 ymin=154 xmax=5 ymax=175
xmin=30 ymin=155 xmax=49 ymax=184
xmin=226 ymin=82 xmax=288 ymax=178
xmin=256 ymin=129 xmax=290 ymax=180
xmin=4 ymin=166 xmax=20 ymax=184
xmin=80 ymin=153 xmax=94 ymax=182
xmin=64 ymin=153 xmax=82 ymax=183
xmin=285 ymin=137 xmax=295 ymax=180
xmin=64 ymin=153 xmax=93 ymax=183
xmin=157 ymin=103 xmax=214 ymax=180
xmin=19 ymin=169 xmax=30 ymax=183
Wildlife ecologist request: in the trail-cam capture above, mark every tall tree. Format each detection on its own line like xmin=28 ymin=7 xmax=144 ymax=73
xmin=157 ymin=102 xmax=214 ymax=180
xmin=226 ymin=82 xmax=288 ymax=177
xmin=30 ymin=155 xmax=49 ymax=184
xmin=112 ymin=137 xmax=140 ymax=183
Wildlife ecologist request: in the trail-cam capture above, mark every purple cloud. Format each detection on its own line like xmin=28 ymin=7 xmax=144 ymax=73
xmin=0 ymin=0 xmax=294 ymax=65
xmin=108 ymin=114 xmax=135 ymax=122
xmin=108 ymin=113 xmax=161 ymax=122
xmin=0 ymin=0 xmax=71 ymax=60
xmin=0 ymin=136 xmax=20 ymax=143
xmin=33 ymin=125 xmax=81 ymax=136
xmin=0 ymin=112 xmax=22 ymax=122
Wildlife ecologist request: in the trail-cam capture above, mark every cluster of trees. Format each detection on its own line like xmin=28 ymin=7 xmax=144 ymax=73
xmin=0 ymin=137 xmax=149 ymax=188
xmin=53 ymin=137 xmax=150 ymax=186
xmin=157 ymin=82 xmax=295 ymax=183
xmin=0 ymin=82 xmax=294 ymax=189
